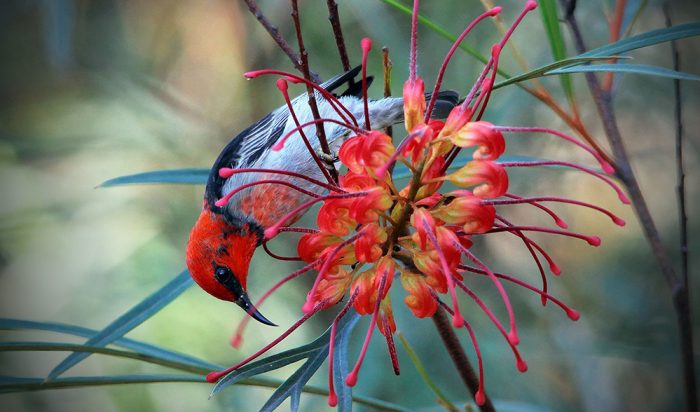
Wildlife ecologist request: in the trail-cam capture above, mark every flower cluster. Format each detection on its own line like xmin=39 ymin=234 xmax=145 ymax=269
xmin=207 ymin=1 xmax=628 ymax=407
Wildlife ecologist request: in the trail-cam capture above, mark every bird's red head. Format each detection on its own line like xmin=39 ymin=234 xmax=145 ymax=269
xmin=186 ymin=209 xmax=275 ymax=326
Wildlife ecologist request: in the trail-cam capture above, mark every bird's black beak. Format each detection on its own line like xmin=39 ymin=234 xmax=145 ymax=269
xmin=234 ymin=291 xmax=276 ymax=326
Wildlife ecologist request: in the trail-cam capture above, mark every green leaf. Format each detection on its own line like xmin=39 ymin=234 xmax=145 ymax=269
xmin=260 ymin=349 xmax=328 ymax=412
xmin=398 ymin=333 xmax=457 ymax=411
xmin=0 ymin=374 xmax=205 ymax=393
xmin=581 ymin=22 xmax=700 ymax=57
xmin=538 ymin=0 xmax=574 ymax=104
xmin=492 ymin=56 xmax=624 ymax=91
xmin=0 ymin=318 xmax=218 ymax=371
xmin=0 ymin=342 xmax=213 ymax=375
xmin=547 ymin=63 xmax=700 ymax=81
xmin=98 ymin=168 xmax=209 ymax=187
xmin=46 ymin=270 xmax=194 ymax=381
xmin=333 ymin=314 xmax=360 ymax=412
xmin=212 ymin=311 xmax=362 ymax=411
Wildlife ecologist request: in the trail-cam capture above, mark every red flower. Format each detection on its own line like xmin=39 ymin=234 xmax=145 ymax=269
xmin=354 ymin=223 xmax=387 ymax=263
xmin=452 ymin=121 xmax=506 ymax=161
xmin=432 ymin=190 xmax=496 ymax=234
xmin=444 ymin=160 xmax=509 ymax=198
xmin=401 ymin=271 xmax=438 ymax=318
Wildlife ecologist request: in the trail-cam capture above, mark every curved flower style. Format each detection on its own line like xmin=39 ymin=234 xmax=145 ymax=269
xmin=207 ymin=1 xmax=628 ymax=407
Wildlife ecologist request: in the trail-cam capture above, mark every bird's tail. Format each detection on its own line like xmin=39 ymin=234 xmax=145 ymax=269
xmin=424 ymin=90 xmax=460 ymax=119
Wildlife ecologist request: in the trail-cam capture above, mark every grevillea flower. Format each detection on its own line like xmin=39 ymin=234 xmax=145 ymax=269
xmin=207 ymin=1 xmax=629 ymax=407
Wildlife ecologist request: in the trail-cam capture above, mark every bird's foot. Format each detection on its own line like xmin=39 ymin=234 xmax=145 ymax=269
xmin=317 ymin=151 xmax=338 ymax=170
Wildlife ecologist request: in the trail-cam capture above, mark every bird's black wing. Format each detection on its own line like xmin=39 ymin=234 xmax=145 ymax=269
xmin=204 ymin=66 xmax=366 ymax=209
xmin=204 ymin=111 xmax=287 ymax=208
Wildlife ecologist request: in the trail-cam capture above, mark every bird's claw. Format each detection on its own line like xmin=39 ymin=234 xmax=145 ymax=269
xmin=317 ymin=151 xmax=338 ymax=170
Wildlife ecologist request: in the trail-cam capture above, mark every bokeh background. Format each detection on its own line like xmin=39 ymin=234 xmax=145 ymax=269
xmin=1 ymin=0 xmax=699 ymax=411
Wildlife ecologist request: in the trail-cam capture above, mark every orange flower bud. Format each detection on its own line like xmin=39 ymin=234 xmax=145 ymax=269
xmin=403 ymin=77 xmax=426 ymax=132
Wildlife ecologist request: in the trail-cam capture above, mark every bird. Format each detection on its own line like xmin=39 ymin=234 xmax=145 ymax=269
xmin=186 ymin=66 xmax=458 ymax=326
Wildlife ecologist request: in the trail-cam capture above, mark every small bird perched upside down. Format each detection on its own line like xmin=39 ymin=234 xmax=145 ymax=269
xmin=186 ymin=65 xmax=458 ymax=325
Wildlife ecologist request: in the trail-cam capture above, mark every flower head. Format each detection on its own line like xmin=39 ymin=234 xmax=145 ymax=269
xmin=208 ymin=1 xmax=628 ymax=407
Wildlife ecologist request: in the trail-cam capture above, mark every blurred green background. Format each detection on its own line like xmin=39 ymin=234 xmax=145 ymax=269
xmin=1 ymin=0 xmax=699 ymax=411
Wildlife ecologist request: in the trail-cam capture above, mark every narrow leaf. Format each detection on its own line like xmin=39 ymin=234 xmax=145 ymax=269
xmin=0 ymin=318 xmax=218 ymax=370
xmin=98 ymin=168 xmax=209 ymax=188
xmin=46 ymin=270 xmax=193 ymax=380
xmin=210 ymin=342 xmax=321 ymax=395
xmin=260 ymin=349 xmax=328 ymax=412
xmin=333 ymin=314 xmax=361 ymax=412
xmin=547 ymin=63 xmax=700 ymax=81
xmin=0 ymin=342 xmax=212 ymax=375
xmin=538 ymin=0 xmax=574 ymax=104
xmin=492 ymin=56 xmax=623 ymax=91
xmin=398 ymin=333 xmax=457 ymax=411
xmin=581 ymin=22 xmax=700 ymax=57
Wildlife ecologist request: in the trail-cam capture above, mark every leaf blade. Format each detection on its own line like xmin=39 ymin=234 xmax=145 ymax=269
xmin=98 ymin=168 xmax=209 ymax=187
xmin=538 ymin=0 xmax=574 ymax=104
xmin=0 ymin=318 xmax=218 ymax=370
xmin=547 ymin=63 xmax=700 ymax=81
xmin=581 ymin=22 xmax=700 ymax=57
xmin=46 ymin=270 xmax=194 ymax=380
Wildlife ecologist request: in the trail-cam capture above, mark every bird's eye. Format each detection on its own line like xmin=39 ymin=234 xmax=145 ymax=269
xmin=214 ymin=266 xmax=233 ymax=283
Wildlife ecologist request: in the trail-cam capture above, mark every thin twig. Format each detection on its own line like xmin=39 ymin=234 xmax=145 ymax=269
xmin=326 ymin=0 xmax=351 ymax=72
xmin=665 ymin=5 xmax=695 ymax=412
xmin=242 ymin=0 xmax=320 ymax=83
xmin=432 ymin=307 xmax=496 ymax=412
xmin=383 ymin=47 xmax=394 ymax=139
xmin=562 ymin=2 xmax=696 ymax=411
xmin=290 ymin=0 xmax=338 ymax=183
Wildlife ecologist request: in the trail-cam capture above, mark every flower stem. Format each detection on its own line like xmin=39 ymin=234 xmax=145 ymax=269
xmin=431 ymin=307 xmax=496 ymax=412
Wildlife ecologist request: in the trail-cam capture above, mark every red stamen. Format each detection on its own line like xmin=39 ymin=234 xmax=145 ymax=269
xmin=206 ymin=300 xmax=326 ymax=383
xmin=440 ymin=303 xmax=486 ymax=405
xmin=327 ymin=289 xmax=359 ymax=407
xmin=494 ymin=126 xmax=615 ymax=174
xmin=498 ymin=160 xmax=630 ymax=204
xmin=265 ymin=192 xmax=369 ymax=240
xmin=452 ymin=240 xmax=519 ymax=344
xmin=425 ymin=7 xmax=502 ymax=120
xmin=456 ymin=281 xmax=528 ymax=372
xmin=219 ymin=167 xmax=343 ymax=192
xmin=459 ymin=265 xmax=580 ymax=321
xmin=277 ymin=78 xmax=334 ymax=184
xmin=502 ymin=193 xmax=568 ymax=228
xmin=302 ymin=229 xmax=367 ymax=314
xmin=215 ymin=179 xmax=319 ymax=208
xmin=486 ymin=224 xmax=601 ymax=246
xmin=262 ymin=241 xmax=302 ymax=262
xmin=473 ymin=44 xmax=503 ymax=121
xmin=231 ymin=260 xmax=319 ymax=348
xmin=409 ymin=0 xmax=420 ymax=81
xmin=421 ymin=216 xmax=464 ymax=327
xmin=346 ymin=269 xmax=390 ymax=387
xmin=486 ymin=195 xmax=626 ymax=226
xmin=381 ymin=313 xmax=400 ymax=375
xmin=273 ymin=118 xmax=365 ymax=152
xmin=277 ymin=227 xmax=320 ymax=234
xmin=361 ymin=38 xmax=372 ymax=130
xmin=493 ymin=215 xmax=549 ymax=304
xmin=245 ymin=69 xmax=358 ymax=127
